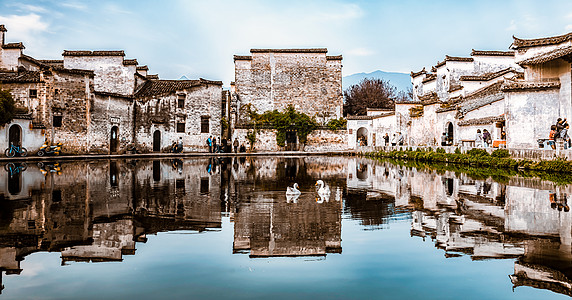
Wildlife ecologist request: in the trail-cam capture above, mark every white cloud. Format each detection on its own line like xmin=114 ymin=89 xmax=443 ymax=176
xmin=58 ymin=1 xmax=88 ymax=11
xmin=347 ymin=48 xmax=375 ymax=57
xmin=315 ymin=4 xmax=363 ymax=21
xmin=506 ymin=20 xmax=517 ymax=31
xmin=0 ymin=14 xmax=49 ymax=41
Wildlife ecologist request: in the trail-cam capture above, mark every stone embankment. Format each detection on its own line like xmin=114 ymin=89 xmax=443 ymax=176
xmin=360 ymin=146 xmax=572 ymax=174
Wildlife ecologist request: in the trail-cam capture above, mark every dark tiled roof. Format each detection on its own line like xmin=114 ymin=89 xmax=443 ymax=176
xmin=62 ymin=50 xmax=125 ymax=56
xmin=435 ymin=55 xmax=474 ymax=69
xmin=199 ymin=78 xmax=223 ymax=85
xmin=464 ymin=81 xmax=503 ymax=102
xmin=347 ymin=115 xmax=374 ymax=120
xmin=0 ymin=71 xmax=41 ymax=83
xmin=512 ymin=32 xmax=572 ymax=49
xmin=458 ymin=115 xmax=504 ymax=126
xmin=250 ymin=48 xmax=328 ymax=53
xmin=501 ymin=80 xmax=561 ymax=92
xmin=39 ymin=60 xmax=64 ymax=67
xmin=135 ymin=79 xmax=201 ymax=98
xmin=448 ymin=84 xmax=463 ymax=92
xmin=136 ymin=65 xmax=148 ymax=71
xmin=20 ymin=55 xmax=94 ymax=75
xmin=0 ymin=25 xmax=6 ymax=32
xmin=445 ymin=55 xmax=474 ymax=62
xmin=419 ymin=91 xmax=439 ymax=105
xmin=411 ymin=67 xmax=426 ymax=78
xmin=234 ymin=55 xmax=252 ymax=60
xmin=326 ymin=55 xmax=343 ymax=60
xmin=422 ymin=73 xmax=436 ymax=83
xmin=455 ymin=82 xmax=505 ymax=118
xmin=123 ymin=59 xmax=138 ymax=65
xmin=3 ymin=42 xmax=24 ymax=49
xmin=471 ymin=49 xmax=515 ymax=56
xmin=460 ymin=68 xmax=520 ymax=81
xmin=95 ymin=91 xmax=134 ymax=99
xmin=518 ymin=46 xmax=572 ymax=65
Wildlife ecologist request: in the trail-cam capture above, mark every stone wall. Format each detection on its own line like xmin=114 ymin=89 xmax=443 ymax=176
xmin=234 ymin=50 xmax=342 ymax=122
xmin=89 ymin=94 xmax=134 ymax=153
xmin=135 ymin=83 xmax=222 ymax=152
xmin=233 ymin=128 xmax=347 ymax=152
xmin=63 ymin=54 xmax=135 ymax=96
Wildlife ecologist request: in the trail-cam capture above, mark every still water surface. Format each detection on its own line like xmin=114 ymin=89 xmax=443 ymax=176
xmin=0 ymin=156 xmax=571 ymax=299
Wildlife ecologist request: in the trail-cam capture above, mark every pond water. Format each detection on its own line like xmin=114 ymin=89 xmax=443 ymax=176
xmin=0 ymin=156 xmax=571 ymax=299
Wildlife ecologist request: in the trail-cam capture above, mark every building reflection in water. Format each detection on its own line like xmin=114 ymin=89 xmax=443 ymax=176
xmin=0 ymin=157 xmax=571 ymax=296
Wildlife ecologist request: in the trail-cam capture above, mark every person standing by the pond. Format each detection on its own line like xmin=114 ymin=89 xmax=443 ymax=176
xmin=441 ymin=133 xmax=447 ymax=146
xmin=391 ymin=133 xmax=397 ymax=146
xmin=549 ymin=125 xmax=557 ymax=149
xmin=213 ymin=137 xmax=218 ymax=153
xmin=384 ymin=133 xmax=389 ymax=146
xmin=397 ymin=132 xmax=404 ymax=146
xmin=207 ymin=136 xmax=212 ymax=153
xmin=475 ymin=129 xmax=484 ymax=147
xmin=233 ymin=138 xmax=239 ymax=153
xmin=562 ymin=124 xmax=570 ymax=149
xmin=482 ymin=129 xmax=491 ymax=147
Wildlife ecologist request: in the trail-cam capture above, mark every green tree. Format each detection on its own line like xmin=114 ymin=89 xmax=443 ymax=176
xmin=0 ymin=87 xmax=15 ymax=126
xmin=343 ymin=78 xmax=396 ymax=116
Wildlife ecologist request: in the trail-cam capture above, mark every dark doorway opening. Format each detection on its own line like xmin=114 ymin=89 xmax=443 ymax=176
xmin=447 ymin=122 xmax=454 ymax=145
xmin=110 ymin=126 xmax=119 ymax=153
xmin=286 ymin=131 xmax=297 ymax=151
xmin=9 ymin=125 xmax=21 ymax=147
xmin=153 ymin=130 xmax=161 ymax=152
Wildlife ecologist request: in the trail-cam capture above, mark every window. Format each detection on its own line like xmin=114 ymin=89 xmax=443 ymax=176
xmin=177 ymin=94 xmax=185 ymax=108
xmin=29 ymin=89 xmax=37 ymax=98
xmin=53 ymin=115 xmax=62 ymax=127
xmin=221 ymin=98 xmax=227 ymax=117
xmin=176 ymin=122 xmax=185 ymax=133
xmin=200 ymin=178 xmax=209 ymax=194
xmin=201 ymin=116 xmax=209 ymax=133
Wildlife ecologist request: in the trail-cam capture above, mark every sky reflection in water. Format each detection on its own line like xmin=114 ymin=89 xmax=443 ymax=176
xmin=0 ymin=157 xmax=570 ymax=299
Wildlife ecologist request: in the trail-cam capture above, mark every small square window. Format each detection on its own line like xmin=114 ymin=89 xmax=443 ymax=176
xmin=176 ymin=122 xmax=185 ymax=133
xmin=177 ymin=94 xmax=185 ymax=109
xmin=53 ymin=115 xmax=62 ymax=127
xmin=29 ymin=89 xmax=37 ymax=98
xmin=201 ymin=116 xmax=209 ymax=133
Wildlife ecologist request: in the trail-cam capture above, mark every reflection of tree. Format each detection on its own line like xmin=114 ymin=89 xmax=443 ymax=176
xmin=344 ymin=189 xmax=395 ymax=228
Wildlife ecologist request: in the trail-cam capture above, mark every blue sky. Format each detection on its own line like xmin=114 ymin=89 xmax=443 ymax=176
xmin=1 ymin=0 xmax=572 ymax=85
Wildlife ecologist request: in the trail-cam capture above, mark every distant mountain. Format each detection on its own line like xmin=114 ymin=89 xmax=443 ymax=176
xmin=343 ymin=70 xmax=411 ymax=93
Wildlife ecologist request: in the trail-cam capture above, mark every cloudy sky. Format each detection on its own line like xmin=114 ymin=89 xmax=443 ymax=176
xmin=1 ymin=0 xmax=572 ymax=85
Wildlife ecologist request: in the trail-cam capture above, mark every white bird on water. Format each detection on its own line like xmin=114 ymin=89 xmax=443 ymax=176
xmin=315 ymin=180 xmax=331 ymax=203
xmin=286 ymin=183 xmax=301 ymax=195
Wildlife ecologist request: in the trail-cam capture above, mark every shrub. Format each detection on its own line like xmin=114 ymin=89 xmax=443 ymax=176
xmin=436 ymin=148 xmax=446 ymax=153
xmin=491 ymin=149 xmax=510 ymax=158
xmin=467 ymin=148 xmax=489 ymax=157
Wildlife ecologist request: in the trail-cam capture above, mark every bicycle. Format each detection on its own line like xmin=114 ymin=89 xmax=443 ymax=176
xmin=5 ymin=142 xmax=27 ymax=158
xmin=4 ymin=162 xmax=27 ymax=176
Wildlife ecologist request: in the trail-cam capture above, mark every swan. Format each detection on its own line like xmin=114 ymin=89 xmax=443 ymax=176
xmin=315 ymin=180 xmax=331 ymax=201
xmin=286 ymin=183 xmax=301 ymax=195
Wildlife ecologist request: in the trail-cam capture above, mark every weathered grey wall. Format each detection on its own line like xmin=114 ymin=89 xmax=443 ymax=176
xmin=235 ymin=51 xmax=342 ymax=122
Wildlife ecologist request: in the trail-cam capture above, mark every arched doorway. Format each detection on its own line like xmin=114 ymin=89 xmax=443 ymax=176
xmin=357 ymin=127 xmax=368 ymax=147
xmin=446 ymin=122 xmax=454 ymax=145
xmin=110 ymin=126 xmax=119 ymax=153
xmin=153 ymin=130 xmax=161 ymax=152
xmin=285 ymin=130 xmax=297 ymax=151
xmin=8 ymin=125 xmax=21 ymax=147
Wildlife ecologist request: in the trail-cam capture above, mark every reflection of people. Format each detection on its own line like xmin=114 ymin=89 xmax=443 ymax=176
xmin=441 ymin=133 xmax=447 ymax=146
xmin=475 ymin=129 xmax=483 ymax=147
